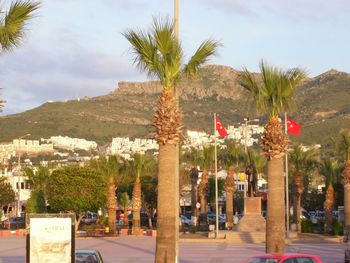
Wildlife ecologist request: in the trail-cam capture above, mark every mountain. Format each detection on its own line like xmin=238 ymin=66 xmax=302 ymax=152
xmin=0 ymin=65 xmax=349 ymax=146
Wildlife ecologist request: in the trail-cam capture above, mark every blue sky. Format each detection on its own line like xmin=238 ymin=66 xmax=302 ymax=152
xmin=0 ymin=0 xmax=349 ymax=115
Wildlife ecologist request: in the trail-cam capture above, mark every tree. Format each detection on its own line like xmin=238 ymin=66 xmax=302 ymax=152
xmin=127 ymin=152 xmax=156 ymax=235
xmin=319 ymin=158 xmax=341 ymax=234
xmin=198 ymin=145 xmax=215 ymax=225
xmin=239 ymin=60 xmax=306 ymax=253
xmin=0 ymin=177 xmax=15 ymax=213
xmin=47 ymin=166 xmax=107 ymax=232
xmin=23 ymin=166 xmax=51 ymax=212
xmin=182 ymin=147 xmax=201 ymax=221
xmin=118 ymin=192 xmax=130 ymax=228
xmin=90 ymin=155 xmax=125 ymax=234
xmin=219 ymin=141 xmax=245 ymax=230
xmin=289 ymin=145 xmax=317 ymax=232
xmin=141 ymin=175 xmax=158 ymax=229
xmin=339 ymin=129 xmax=350 ymax=229
xmin=124 ymin=17 xmax=219 ymax=262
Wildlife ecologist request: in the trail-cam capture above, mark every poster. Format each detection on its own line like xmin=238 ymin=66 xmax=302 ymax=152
xmin=29 ymin=217 xmax=72 ymax=263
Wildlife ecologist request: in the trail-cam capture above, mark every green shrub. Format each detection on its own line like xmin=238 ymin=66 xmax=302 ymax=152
xmin=301 ymin=218 xmax=312 ymax=233
xmin=332 ymin=218 xmax=343 ymax=236
xmin=189 ymin=225 xmax=198 ymax=233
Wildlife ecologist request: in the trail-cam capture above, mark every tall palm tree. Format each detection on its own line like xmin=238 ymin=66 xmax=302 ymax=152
xmin=118 ymin=192 xmax=130 ymax=228
xmin=90 ymin=155 xmax=125 ymax=234
xmin=0 ymin=0 xmax=39 ymax=111
xmin=198 ymin=145 xmax=215 ymax=225
xmin=219 ymin=141 xmax=244 ymax=230
xmin=239 ymin=60 xmax=306 ymax=253
xmin=128 ymin=152 xmax=156 ymax=235
xmin=289 ymin=145 xmax=317 ymax=233
xmin=124 ymin=17 xmax=219 ymax=262
xmin=182 ymin=147 xmax=201 ymax=221
xmin=319 ymin=158 xmax=341 ymax=234
xmin=339 ymin=130 xmax=350 ymax=229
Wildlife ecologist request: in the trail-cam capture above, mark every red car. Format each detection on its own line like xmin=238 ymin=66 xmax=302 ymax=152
xmin=245 ymin=253 xmax=323 ymax=263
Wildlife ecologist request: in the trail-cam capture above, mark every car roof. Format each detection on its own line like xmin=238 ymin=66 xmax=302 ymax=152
xmin=252 ymin=253 xmax=320 ymax=259
xmin=75 ymin=249 xmax=99 ymax=254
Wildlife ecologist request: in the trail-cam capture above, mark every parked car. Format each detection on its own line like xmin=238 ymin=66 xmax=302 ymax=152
xmin=245 ymin=253 xmax=323 ymax=263
xmin=1 ymin=217 xmax=25 ymax=229
xmin=127 ymin=212 xmax=156 ymax=228
xmin=75 ymin=249 xmax=104 ymax=263
xmin=81 ymin=212 xmax=97 ymax=225
xmin=180 ymin=215 xmax=193 ymax=227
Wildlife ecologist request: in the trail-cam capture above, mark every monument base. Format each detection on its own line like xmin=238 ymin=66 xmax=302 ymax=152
xmin=237 ymin=197 xmax=265 ymax=232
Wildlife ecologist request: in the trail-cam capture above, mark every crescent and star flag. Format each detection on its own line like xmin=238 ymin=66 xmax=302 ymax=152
xmin=215 ymin=116 xmax=227 ymax=138
xmin=286 ymin=117 xmax=302 ymax=135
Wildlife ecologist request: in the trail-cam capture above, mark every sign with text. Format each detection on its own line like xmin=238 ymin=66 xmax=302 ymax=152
xmin=26 ymin=214 xmax=75 ymax=263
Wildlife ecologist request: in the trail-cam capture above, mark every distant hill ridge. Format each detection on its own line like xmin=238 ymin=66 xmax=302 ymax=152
xmin=0 ymin=65 xmax=349 ymax=146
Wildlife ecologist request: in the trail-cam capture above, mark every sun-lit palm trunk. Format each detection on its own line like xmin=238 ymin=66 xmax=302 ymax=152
xmin=199 ymin=170 xmax=208 ymax=224
xmin=107 ymin=176 xmax=117 ymax=234
xmin=324 ymin=184 xmax=334 ymax=234
xmin=190 ymin=168 xmax=199 ymax=220
xmin=266 ymin=157 xmax=285 ymax=253
xmin=155 ymin=143 xmax=179 ymax=263
xmin=293 ymin=171 xmax=304 ymax=233
xmin=132 ymin=177 xmax=141 ymax=234
xmin=344 ymin=161 xmax=350 ymax=228
xmin=225 ymin=167 xmax=235 ymax=230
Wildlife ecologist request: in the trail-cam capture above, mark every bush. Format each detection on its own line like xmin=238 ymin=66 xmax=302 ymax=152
xmin=189 ymin=225 xmax=198 ymax=233
xmin=301 ymin=218 xmax=312 ymax=233
xmin=332 ymin=218 xmax=343 ymax=236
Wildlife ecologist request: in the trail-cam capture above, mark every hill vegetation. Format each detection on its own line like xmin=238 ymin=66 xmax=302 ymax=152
xmin=0 ymin=65 xmax=349 ymax=146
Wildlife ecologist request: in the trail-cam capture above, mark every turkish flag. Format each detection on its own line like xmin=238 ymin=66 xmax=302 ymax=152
xmin=215 ymin=117 xmax=227 ymax=138
xmin=287 ymin=117 xmax=301 ymax=135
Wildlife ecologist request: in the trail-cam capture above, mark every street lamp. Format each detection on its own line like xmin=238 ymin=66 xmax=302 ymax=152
xmin=16 ymin=133 xmax=30 ymax=217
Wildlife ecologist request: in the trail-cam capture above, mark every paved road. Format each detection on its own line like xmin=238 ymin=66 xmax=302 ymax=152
xmin=0 ymin=236 xmax=345 ymax=263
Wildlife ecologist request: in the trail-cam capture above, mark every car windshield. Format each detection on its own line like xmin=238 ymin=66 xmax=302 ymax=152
xmin=75 ymin=252 xmax=98 ymax=263
xmin=247 ymin=258 xmax=281 ymax=263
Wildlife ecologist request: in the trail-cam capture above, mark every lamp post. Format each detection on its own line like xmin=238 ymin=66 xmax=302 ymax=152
xmin=16 ymin=133 xmax=30 ymax=217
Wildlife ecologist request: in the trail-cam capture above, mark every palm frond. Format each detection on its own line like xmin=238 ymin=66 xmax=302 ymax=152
xmin=339 ymin=129 xmax=350 ymax=161
xmin=183 ymin=39 xmax=221 ymax=76
xmin=0 ymin=0 xmax=40 ymax=52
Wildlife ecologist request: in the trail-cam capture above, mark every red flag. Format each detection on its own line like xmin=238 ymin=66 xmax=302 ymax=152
xmin=215 ymin=117 xmax=227 ymax=138
xmin=287 ymin=117 xmax=301 ymax=135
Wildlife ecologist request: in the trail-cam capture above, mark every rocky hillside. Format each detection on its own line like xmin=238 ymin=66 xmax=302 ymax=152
xmin=0 ymin=65 xmax=349 ymax=146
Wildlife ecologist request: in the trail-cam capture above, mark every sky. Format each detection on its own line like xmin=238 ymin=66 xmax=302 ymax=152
xmin=0 ymin=0 xmax=349 ymax=115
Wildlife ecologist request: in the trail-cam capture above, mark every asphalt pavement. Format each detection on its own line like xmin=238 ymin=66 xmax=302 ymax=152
xmin=0 ymin=235 xmax=346 ymax=263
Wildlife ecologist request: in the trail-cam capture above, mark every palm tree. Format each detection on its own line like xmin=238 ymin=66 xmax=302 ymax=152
xmin=198 ymin=145 xmax=215 ymax=225
xmin=219 ymin=141 xmax=244 ymax=230
xmin=0 ymin=0 xmax=39 ymax=52
xmin=118 ymin=192 xmax=130 ymax=228
xmin=90 ymin=155 xmax=125 ymax=234
xmin=289 ymin=145 xmax=317 ymax=233
xmin=182 ymin=147 xmax=201 ymax=222
xmin=124 ymin=17 xmax=219 ymax=262
xmin=128 ymin=152 xmax=156 ymax=235
xmin=0 ymin=0 xmax=39 ymax=111
xmin=319 ymin=158 xmax=341 ymax=233
xmin=339 ymin=130 xmax=350 ymax=229
xmin=23 ymin=166 xmax=51 ymax=212
xmin=239 ymin=60 xmax=306 ymax=253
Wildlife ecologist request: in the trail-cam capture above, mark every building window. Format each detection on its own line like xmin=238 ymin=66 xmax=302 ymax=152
xmin=21 ymin=182 xmax=25 ymax=189
xmin=16 ymin=182 xmax=19 ymax=190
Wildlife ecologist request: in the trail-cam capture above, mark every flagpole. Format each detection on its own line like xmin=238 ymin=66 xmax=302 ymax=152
xmin=214 ymin=113 xmax=219 ymax=239
xmin=284 ymin=112 xmax=290 ymax=239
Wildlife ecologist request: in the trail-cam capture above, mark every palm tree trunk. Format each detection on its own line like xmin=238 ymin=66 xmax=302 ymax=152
xmin=107 ymin=176 xmax=117 ymax=234
xmin=190 ymin=168 xmax=199 ymax=223
xmin=266 ymin=157 xmax=285 ymax=253
xmin=155 ymin=143 xmax=179 ymax=263
xmin=296 ymin=193 xmax=302 ymax=233
xmin=344 ymin=161 xmax=350 ymax=229
xmin=293 ymin=171 xmax=304 ymax=233
xmin=225 ymin=167 xmax=234 ymax=230
xmin=199 ymin=170 xmax=208 ymax=224
xmin=132 ymin=178 xmax=142 ymax=235
xmin=324 ymin=184 xmax=334 ymax=234
xmin=123 ymin=205 xmax=129 ymax=228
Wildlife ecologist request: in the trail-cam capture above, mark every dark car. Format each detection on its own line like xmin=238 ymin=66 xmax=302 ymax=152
xmin=1 ymin=217 xmax=25 ymax=229
xmin=75 ymin=249 xmax=104 ymax=263
xmin=127 ymin=212 xmax=156 ymax=228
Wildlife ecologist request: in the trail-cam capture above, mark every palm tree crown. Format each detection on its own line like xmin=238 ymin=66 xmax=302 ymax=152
xmin=239 ymin=60 xmax=306 ymax=118
xmin=0 ymin=0 xmax=39 ymax=52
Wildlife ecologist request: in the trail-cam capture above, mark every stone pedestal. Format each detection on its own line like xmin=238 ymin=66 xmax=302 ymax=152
xmin=237 ymin=197 xmax=265 ymax=232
